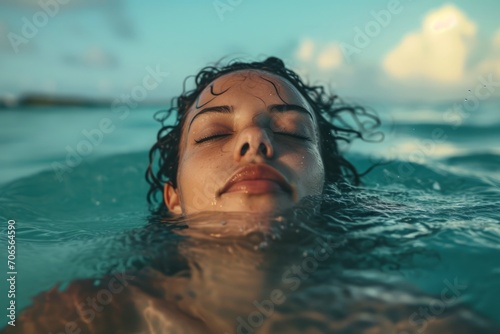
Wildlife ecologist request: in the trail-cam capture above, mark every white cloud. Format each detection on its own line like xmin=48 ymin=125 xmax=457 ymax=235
xmin=295 ymin=39 xmax=343 ymax=71
xmin=291 ymin=8 xmax=498 ymax=102
xmin=296 ymin=38 xmax=314 ymax=61
xmin=317 ymin=44 xmax=342 ymax=70
xmin=494 ymin=29 xmax=500 ymax=49
xmin=383 ymin=4 xmax=476 ymax=83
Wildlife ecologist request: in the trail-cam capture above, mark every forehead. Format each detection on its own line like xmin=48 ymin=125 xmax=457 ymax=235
xmin=191 ymin=70 xmax=310 ymax=109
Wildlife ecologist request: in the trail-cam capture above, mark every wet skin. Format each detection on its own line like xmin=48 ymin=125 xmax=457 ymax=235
xmin=164 ymin=70 xmax=325 ymax=215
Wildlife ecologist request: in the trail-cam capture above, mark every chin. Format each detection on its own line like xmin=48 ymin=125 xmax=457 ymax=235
xmin=219 ymin=193 xmax=295 ymax=213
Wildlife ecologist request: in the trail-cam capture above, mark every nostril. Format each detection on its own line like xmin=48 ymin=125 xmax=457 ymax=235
xmin=240 ymin=143 xmax=249 ymax=156
xmin=258 ymin=143 xmax=267 ymax=155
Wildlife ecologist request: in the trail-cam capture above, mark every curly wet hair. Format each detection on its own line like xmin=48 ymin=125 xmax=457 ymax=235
xmin=146 ymin=56 xmax=380 ymax=214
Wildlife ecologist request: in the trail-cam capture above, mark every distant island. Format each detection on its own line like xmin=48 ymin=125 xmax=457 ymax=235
xmin=0 ymin=94 xmax=111 ymax=109
xmin=0 ymin=94 xmax=168 ymax=109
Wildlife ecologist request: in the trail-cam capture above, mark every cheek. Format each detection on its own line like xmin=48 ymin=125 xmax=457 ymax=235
xmin=304 ymin=147 xmax=325 ymax=180
xmin=310 ymin=149 xmax=326 ymax=191
xmin=176 ymin=150 xmax=229 ymax=204
xmin=282 ymin=146 xmax=325 ymax=193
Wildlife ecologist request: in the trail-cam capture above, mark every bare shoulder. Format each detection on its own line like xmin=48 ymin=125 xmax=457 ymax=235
xmin=0 ymin=269 xmax=208 ymax=334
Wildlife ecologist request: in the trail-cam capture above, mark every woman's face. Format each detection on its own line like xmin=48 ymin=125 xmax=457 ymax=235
xmin=164 ymin=70 xmax=325 ymax=215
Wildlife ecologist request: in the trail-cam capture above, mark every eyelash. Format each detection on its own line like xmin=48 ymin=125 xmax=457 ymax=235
xmin=194 ymin=132 xmax=311 ymax=144
xmin=274 ymin=132 xmax=311 ymax=141
xmin=194 ymin=133 xmax=230 ymax=144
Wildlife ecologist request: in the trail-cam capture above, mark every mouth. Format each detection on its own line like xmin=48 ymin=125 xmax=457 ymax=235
xmin=218 ymin=164 xmax=293 ymax=196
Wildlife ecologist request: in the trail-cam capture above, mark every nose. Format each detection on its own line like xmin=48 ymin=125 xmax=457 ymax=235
xmin=233 ymin=126 xmax=274 ymax=162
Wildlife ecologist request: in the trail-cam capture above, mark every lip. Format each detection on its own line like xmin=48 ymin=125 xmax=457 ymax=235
xmin=219 ymin=164 xmax=293 ymax=196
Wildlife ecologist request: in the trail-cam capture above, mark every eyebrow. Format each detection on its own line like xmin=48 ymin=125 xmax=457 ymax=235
xmin=188 ymin=104 xmax=313 ymax=130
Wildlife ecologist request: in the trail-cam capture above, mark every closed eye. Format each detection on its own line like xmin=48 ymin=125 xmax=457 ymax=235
xmin=274 ymin=132 xmax=311 ymax=141
xmin=194 ymin=133 xmax=231 ymax=144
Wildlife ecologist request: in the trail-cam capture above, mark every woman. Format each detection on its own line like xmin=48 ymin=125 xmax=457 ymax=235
xmin=146 ymin=56 xmax=373 ymax=216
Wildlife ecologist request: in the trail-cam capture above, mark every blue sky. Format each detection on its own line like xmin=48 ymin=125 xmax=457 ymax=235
xmin=1 ymin=0 xmax=499 ymax=102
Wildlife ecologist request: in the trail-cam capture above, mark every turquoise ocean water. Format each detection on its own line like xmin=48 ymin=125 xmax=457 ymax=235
xmin=0 ymin=101 xmax=499 ymax=332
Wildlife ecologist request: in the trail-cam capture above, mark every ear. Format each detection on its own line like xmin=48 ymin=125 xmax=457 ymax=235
xmin=164 ymin=182 xmax=182 ymax=214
